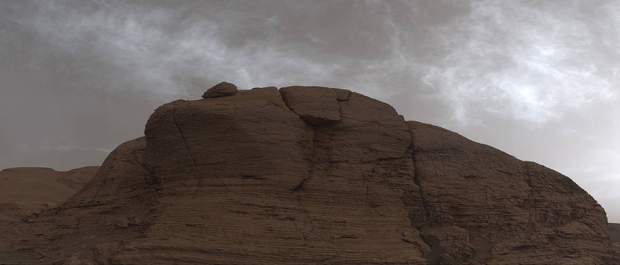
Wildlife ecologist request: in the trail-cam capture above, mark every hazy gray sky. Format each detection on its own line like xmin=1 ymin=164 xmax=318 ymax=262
xmin=1 ymin=0 xmax=618 ymax=222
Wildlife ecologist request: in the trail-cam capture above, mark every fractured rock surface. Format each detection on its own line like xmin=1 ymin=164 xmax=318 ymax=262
xmin=0 ymin=86 xmax=617 ymax=264
xmin=408 ymin=121 xmax=615 ymax=264
xmin=201 ymin=81 xmax=238 ymax=98
xmin=280 ymin=86 xmax=341 ymax=125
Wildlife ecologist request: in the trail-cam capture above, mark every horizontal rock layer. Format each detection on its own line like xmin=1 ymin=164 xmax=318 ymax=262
xmin=0 ymin=86 xmax=616 ymax=264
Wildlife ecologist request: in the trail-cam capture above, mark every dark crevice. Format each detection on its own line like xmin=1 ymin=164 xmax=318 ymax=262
xmin=408 ymin=132 xmax=434 ymax=264
xmin=335 ymin=88 xmax=351 ymax=101
xmin=365 ymin=184 xmax=391 ymax=222
xmin=132 ymin=148 xmax=149 ymax=174
xmin=241 ymin=175 xmax=266 ymax=180
xmin=280 ymin=94 xmax=327 ymax=244
xmin=410 ymin=152 xmax=431 ymax=230
xmin=293 ymin=178 xmax=308 ymax=191
xmin=337 ymin=100 xmax=344 ymax=120
xmin=276 ymin=88 xmax=296 ymax=114
xmin=91 ymin=173 xmax=106 ymax=202
xmin=296 ymin=193 xmax=328 ymax=242
xmin=294 ymin=124 xmax=317 ymax=191
xmin=171 ymin=106 xmax=201 ymax=197
xmin=132 ymin=146 xmax=159 ymax=186
xmin=523 ymin=162 xmax=536 ymax=231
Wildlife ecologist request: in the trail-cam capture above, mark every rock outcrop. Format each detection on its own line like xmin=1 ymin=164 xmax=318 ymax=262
xmin=610 ymin=223 xmax=620 ymax=256
xmin=0 ymin=85 xmax=617 ymax=264
xmin=408 ymin=122 xmax=614 ymax=264
xmin=0 ymin=166 xmax=98 ymax=228
xmin=201 ymin=81 xmax=238 ymax=98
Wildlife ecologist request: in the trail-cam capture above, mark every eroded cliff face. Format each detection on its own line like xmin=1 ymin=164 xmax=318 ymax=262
xmin=408 ymin=122 xmax=614 ymax=264
xmin=0 ymin=86 xmax=616 ymax=264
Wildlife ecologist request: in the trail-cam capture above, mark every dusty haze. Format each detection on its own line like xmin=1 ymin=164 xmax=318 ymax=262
xmin=0 ymin=0 xmax=618 ymax=222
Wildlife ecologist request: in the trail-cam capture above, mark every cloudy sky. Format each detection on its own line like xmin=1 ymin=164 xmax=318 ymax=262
xmin=0 ymin=0 xmax=618 ymax=222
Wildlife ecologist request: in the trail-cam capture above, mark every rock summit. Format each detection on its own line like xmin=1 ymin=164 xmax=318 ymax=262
xmin=201 ymin=81 xmax=238 ymax=99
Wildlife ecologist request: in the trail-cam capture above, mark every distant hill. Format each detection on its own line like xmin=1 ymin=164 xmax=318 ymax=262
xmin=0 ymin=166 xmax=98 ymax=227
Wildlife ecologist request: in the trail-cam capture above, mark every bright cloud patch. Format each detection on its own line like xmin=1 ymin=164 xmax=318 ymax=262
xmin=14 ymin=1 xmax=342 ymax=101
xmin=421 ymin=0 xmax=619 ymax=125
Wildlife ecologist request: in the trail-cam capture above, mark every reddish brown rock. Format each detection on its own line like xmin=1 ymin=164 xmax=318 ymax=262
xmin=408 ymin=121 xmax=616 ymax=264
xmin=201 ymin=81 xmax=238 ymax=98
xmin=280 ymin=86 xmax=341 ymax=125
xmin=610 ymin=223 xmax=620 ymax=243
xmin=130 ymin=87 xmax=427 ymax=264
xmin=611 ymin=223 xmax=620 ymax=257
xmin=0 ymin=86 xmax=617 ymax=264
xmin=334 ymin=88 xmax=352 ymax=101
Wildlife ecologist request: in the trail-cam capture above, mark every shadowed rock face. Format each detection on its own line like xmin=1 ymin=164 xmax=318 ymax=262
xmin=408 ymin=122 xmax=616 ymax=264
xmin=0 ymin=86 xmax=617 ymax=264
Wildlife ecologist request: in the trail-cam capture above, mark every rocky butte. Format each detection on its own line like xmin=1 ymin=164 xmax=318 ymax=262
xmin=0 ymin=83 xmax=618 ymax=264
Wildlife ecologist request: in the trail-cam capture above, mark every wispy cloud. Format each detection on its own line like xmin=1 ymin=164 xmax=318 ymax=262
xmin=15 ymin=1 xmax=618 ymax=125
xmin=419 ymin=0 xmax=619 ymax=125
xmin=12 ymin=1 xmax=342 ymax=101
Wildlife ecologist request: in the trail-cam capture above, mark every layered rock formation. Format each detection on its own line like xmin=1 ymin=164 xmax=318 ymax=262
xmin=0 ymin=166 xmax=98 ymax=228
xmin=0 ymin=85 xmax=617 ymax=264
xmin=610 ymin=223 xmax=620 ymax=256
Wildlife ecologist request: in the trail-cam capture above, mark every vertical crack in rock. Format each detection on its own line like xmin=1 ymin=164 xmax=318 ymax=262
xmin=132 ymin=146 xmax=156 ymax=187
xmin=131 ymin=148 xmax=148 ymax=174
xmin=278 ymin=87 xmax=329 ymax=247
xmin=524 ymin=162 xmax=536 ymax=231
xmin=296 ymin=193 xmax=326 ymax=242
xmin=278 ymin=88 xmax=318 ymax=192
xmin=293 ymin=123 xmax=316 ymax=192
xmin=365 ymin=183 xmax=390 ymax=222
xmin=410 ymin=153 xmax=431 ymax=229
xmin=171 ymin=106 xmax=201 ymax=196
xmin=277 ymin=88 xmax=296 ymax=114
xmin=91 ymin=171 xmax=107 ymax=202
xmin=407 ymin=131 xmax=433 ymax=263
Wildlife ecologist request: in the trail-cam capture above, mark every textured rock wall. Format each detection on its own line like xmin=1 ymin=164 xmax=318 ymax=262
xmin=117 ymin=87 xmax=428 ymax=264
xmin=408 ymin=121 xmax=614 ymax=264
xmin=0 ymin=85 xmax=616 ymax=264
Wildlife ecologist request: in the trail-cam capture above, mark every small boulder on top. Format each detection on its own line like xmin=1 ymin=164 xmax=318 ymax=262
xmin=202 ymin=82 xmax=238 ymax=99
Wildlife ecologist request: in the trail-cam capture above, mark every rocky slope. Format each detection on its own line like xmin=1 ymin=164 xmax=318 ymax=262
xmin=0 ymin=166 xmax=98 ymax=228
xmin=0 ymin=84 xmax=617 ymax=264
xmin=610 ymin=223 xmax=620 ymax=255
